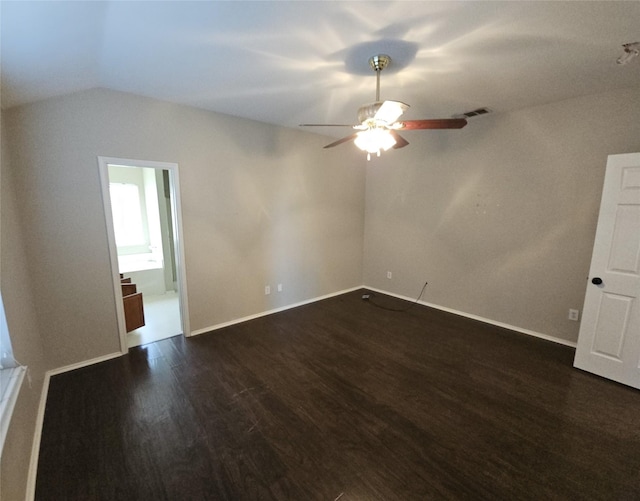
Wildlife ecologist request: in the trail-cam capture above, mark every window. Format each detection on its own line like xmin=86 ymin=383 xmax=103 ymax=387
xmin=109 ymin=182 xmax=146 ymax=247
xmin=0 ymin=292 xmax=27 ymax=456
xmin=108 ymin=166 xmax=166 ymax=273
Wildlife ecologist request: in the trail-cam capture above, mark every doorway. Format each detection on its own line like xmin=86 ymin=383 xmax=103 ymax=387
xmin=98 ymin=157 xmax=190 ymax=352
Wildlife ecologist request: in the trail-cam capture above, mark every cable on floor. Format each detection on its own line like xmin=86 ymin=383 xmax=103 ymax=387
xmin=363 ymin=281 xmax=428 ymax=312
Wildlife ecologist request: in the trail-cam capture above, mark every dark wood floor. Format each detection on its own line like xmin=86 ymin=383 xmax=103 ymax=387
xmin=36 ymin=290 xmax=640 ymax=500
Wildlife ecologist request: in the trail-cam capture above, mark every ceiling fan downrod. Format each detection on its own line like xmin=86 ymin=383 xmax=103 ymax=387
xmin=369 ymin=54 xmax=390 ymax=102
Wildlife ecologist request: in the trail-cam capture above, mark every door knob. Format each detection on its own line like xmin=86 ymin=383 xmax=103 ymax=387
xmin=591 ymin=277 xmax=603 ymax=285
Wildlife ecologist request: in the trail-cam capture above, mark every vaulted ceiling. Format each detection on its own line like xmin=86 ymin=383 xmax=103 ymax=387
xmin=2 ymin=1 xmax=639 ymax=136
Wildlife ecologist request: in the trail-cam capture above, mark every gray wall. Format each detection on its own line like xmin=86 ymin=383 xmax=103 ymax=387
xmin=363 ymin=85 xmax=640 ymax=343
xmin=1 ymin=104 xmax=47 ymax=500
xmin=3 ymin=88 xmax=366 ymax=369
xmin=0 ymin=88 xmax=365 ymax=499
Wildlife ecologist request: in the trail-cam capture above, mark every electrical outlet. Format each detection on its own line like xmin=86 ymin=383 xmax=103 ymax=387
xmin=568 ymin=309 xmax=579 ymax=321
xmin=277 ymin=283 xmax=282 ymax=292
xmin=387 ymin=271 xmax=392 ymax=279
xmin=265 ymin=285 xmax=271 ymax=295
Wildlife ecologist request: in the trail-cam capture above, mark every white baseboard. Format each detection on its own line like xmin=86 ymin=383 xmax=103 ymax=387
xmin=46 ymin=352 xmax=123 ymax=377
xmin=189 ymin=286 xmax=362 ymax=337
xmin=191 ymin=285 xmax=577 ymax=348
xmin=364 ymin=286 xmax=578 ymax=348
xmin=25 ymin=371 xmax=50 ymax=501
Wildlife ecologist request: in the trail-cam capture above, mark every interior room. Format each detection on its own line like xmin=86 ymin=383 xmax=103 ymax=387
xmin=1 ymin=2 xmax=639 ymax=499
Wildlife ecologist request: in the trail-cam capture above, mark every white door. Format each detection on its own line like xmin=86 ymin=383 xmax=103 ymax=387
xmin=574 ymin=153 xmax=640 ymax=389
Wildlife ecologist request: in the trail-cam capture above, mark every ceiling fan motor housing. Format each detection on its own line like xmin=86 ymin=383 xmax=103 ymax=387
xmin=357 ymin=102 xmax=384 ymax=124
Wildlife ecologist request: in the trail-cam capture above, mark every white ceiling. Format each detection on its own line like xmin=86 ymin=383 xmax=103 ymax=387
xmin=2 ymin=1 xmax=639 ymax=136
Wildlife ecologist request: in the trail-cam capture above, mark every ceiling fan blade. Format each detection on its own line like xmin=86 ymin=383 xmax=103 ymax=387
xmin=323 ymin=133 xmax=358 ymax=149
xmin=374 ymin=100 xmax=409 ymax=124
xmin=389 ymin=130 xmax=409 ymax=149
xmin=299 ymin=123 xmax=355 ymax=127
xmin=399 ymin=118 xmax=467 ymax=130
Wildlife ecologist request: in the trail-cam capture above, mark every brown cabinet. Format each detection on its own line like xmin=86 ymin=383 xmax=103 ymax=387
xmin=120 ymin=275 xmax=145 ymax=331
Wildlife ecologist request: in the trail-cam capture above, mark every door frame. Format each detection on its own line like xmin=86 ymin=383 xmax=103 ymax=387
xmin=98 ymin=156 xmax=191 ymax=353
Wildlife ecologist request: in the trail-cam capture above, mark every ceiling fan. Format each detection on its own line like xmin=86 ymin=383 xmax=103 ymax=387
xmin=300 ymin=54 xmax=467 ymax=160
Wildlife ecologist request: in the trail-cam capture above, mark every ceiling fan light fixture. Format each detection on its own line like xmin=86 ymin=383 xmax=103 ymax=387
xmin=354 ymin=127 xmax=397 ymax=160
xmin=302 ymin=53 xmax=466 ymax=152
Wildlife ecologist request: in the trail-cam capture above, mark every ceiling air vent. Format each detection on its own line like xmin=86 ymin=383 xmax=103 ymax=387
xmin=454 ymin=107 xmax=492 ymax=119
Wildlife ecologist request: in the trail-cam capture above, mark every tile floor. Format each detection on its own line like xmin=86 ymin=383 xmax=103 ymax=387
xmin=127 ymin=291 xmax=182 ymax=348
